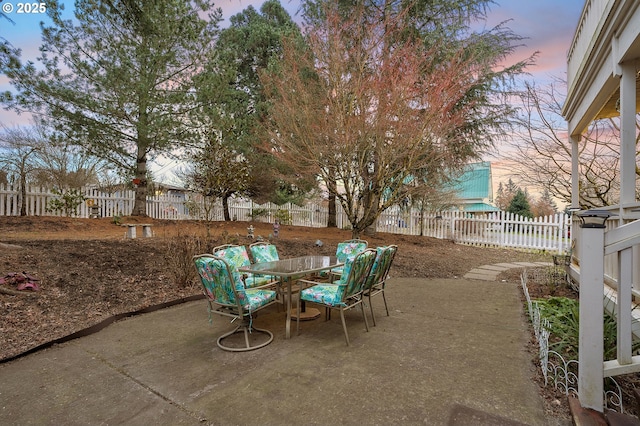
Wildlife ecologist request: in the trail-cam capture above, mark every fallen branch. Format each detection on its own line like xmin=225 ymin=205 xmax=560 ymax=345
xmin=0 ymin=242 xmax=22 ymax=250
xmin=0 ymin=285 xmax=38 ymax=297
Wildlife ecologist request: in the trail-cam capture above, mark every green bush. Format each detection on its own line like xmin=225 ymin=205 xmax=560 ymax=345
xmin=275 ymin=209 xmax=292 ymax=225
xmin=46 ymin=188 xmax=86 ymax=217
xmin=250 ymin=208 xmax=269 ymax=221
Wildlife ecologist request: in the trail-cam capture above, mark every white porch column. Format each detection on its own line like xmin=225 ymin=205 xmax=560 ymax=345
xmin=571 ymin=134 xmax=581 ymax=209
xmin=619 ymin=62 xmax=640 ymax=290
xmin=577 ymin=215 xmax=606 ymax=412
xmin=619 ymin=61 xmax=637 ymax=207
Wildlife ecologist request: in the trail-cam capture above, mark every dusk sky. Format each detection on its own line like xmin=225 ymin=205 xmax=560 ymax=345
xmin=0 ymin=0 xmax=586 ymax=193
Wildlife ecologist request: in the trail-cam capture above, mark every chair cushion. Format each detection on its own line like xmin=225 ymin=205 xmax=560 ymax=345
xmin=335 ymin=241 xmax=367 ymax=262
xmin=194 ymin=256 xmax=244 ymax=305
xmin=327 ymin=265 xmax=344 ymax=276
xmin=243 ymin=288 xmax=277 ymax=311
xmin=326 ymin=241 xmax=367 ymax=278
xmin=215 ymin=246 xmax=251 ymax=268
xmin=300 ymin=284 xmax=346 ymax=307
xmin=365 ymin=246 xmax=386 ymax=289
xmin=215 ymin=246 xmax=276 ymax=288
xmin=194 ymin=256 xmax=275 ymax=313
xmin=250 ymin=244 xmax=279 ymax=263
xmin=334 ymin=258 xmax=354 ymax=285
xmin=341 ymin=249 xmax=376 ymax=297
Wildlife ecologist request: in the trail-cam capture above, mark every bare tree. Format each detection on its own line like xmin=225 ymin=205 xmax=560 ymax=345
xmin=509 ymin=81 xmax=633 ymax=208
xmin=31 ymin=134 xmax=106 ymax=189
xmin=531 ymin=188 xmax=558 ymax=217
xmin=0 ymin=121 xmax=108 ymax=215
xmin=0 ymin=125 xmax=44 ymax=215
xmin=1 ymin=121 xmax=106 ymax=187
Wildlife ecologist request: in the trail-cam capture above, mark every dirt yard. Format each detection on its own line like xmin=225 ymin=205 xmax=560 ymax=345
xmin=0 ymin=215 xmax=553 ymax=362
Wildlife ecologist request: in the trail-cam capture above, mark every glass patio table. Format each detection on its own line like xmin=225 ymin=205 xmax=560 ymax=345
xmin=239 ymin=255 xmax=341 ymax=339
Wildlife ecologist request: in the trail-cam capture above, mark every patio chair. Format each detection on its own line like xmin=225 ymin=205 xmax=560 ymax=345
xmin=296 ymin=248 xmax=376 ymax=346
xmin=249 ymin=241 xmax=280 ymax=263
xmin=249 ymin=241 xmax=287 ymax=307
xmin=322 ymin=239 xmax=368 ymax=280
xmin=213 ymin=244 xmax=277 ymax=289
xmin=193 ymin=254 xmax=277 ymax=352
xmin=363 ymin=245 xmax=398 ymax=326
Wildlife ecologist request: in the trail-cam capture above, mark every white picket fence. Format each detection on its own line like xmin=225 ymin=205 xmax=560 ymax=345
xmin=0 ymin=185 xmax=570 ymax=252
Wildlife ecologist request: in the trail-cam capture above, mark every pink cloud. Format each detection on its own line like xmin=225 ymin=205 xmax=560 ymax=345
xmin=483 ymin=0 xmax=584 ymax=81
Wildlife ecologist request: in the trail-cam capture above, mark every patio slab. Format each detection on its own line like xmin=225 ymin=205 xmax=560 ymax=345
xmin=0 ymin=277 xmax=569 ymax=425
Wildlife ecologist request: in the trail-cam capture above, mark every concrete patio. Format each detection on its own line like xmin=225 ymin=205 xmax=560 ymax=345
xmin=0 ymin=276 xmax=570 ymax=425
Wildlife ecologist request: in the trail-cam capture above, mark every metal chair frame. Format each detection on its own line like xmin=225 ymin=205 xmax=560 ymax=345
xmin=193 ymin=254 xmax=277 ymax=352
xmin=212 ymin=244 xmax=278 ymax=290
xmin=297 ymin=249 xmax=377 ymax=346
xmin=363 ymin=245 xmax=398 ymax=326
xmin=327 ymin=239 xmax=369 ymax=281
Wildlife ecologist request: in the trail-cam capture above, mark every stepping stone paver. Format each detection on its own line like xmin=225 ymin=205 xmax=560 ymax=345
xmin=478 ymin=265 xmax=511 ymax=271
xmin=463 ymin=262 xmax=554 ymax=281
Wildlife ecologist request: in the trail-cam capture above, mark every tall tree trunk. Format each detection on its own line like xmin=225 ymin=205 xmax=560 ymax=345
xmin=419 ymin=202 xmax=425 ymax=237
xmin=363 ymin=187 xmax=379 ymax=237
xmin=132 ymin=188 xmax=147 ymax=216
xmin=363 ymin=209 xmax=378 ymax=237
xmin=132 ymin=86 xmax=150 ymax=217
xmin=222 ymin=194 xmax=231 ymax=221
xmin=131 ymin=156 xmax=148 ymax=217
xmin=354 ymin=210 xmax=378 ymax=239
xmin=363 ymin=154 xmax=381 ymax=237
xmin=364 ymin=221 xmax=377 ymax=237
xmin=19 ymin=172 xmax=27 ymax=217
xmin=327 ymin=188 xmax=337 ymax=228
xmin=326 ymin=167 xmax=337 ymax=228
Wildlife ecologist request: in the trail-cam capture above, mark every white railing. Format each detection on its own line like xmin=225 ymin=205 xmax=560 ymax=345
xmin=602 ymin=220 xmax=640 ymax=375
xmin=569 ymin=203 xmax=640 ymax=293
xmin=0 ymin=184 xmax=569 ymax=252
xmin=572 ymin=212 xmax=640 ymax=411
xmin=566 ymin=0 xmax=613 ymax=90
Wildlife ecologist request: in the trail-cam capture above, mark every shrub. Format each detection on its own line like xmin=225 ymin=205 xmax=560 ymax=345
xmin=275 ymin=209 xmax=292 ymax=225
xmin=164 ymin=232 xmax=215 ymax=288
xmin=218 ymin=229 xmax=240 ymax=245
xmin=250 ymin=208 xmax=269 ymax=221
xmin=46 ymin=188 xmax=86 ymax=217
xmin=537 ymin=296 xmax=640 ymax=361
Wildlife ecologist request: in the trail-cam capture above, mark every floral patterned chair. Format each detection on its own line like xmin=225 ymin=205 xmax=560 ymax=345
xmin=314 ymin=239 xmax=367 ymax=281
xmin=363 ymin=245 xmax=398 ymax=326
xmin=248 ymin=241 xmax=280 ymax=264
xmin=326 ymin=239 xmax=368 ymax=280
xmin=249 ymin=242 xmax=285 ymax=305
xmin=296 ymin=248 xmax=376 ymax=346
xmin=213 ymin=244 xmax=277 ymax=289
xmin=193 ymin=254 xmax=277 ymax=351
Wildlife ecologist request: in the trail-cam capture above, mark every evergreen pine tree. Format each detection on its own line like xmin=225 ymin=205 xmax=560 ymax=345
xmin=507 ymin=189 xmax=533 ymax=218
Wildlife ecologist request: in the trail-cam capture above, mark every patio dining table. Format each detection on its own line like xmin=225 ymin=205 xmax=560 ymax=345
xmin=239 ymin=255 xmax=341 ymax=339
